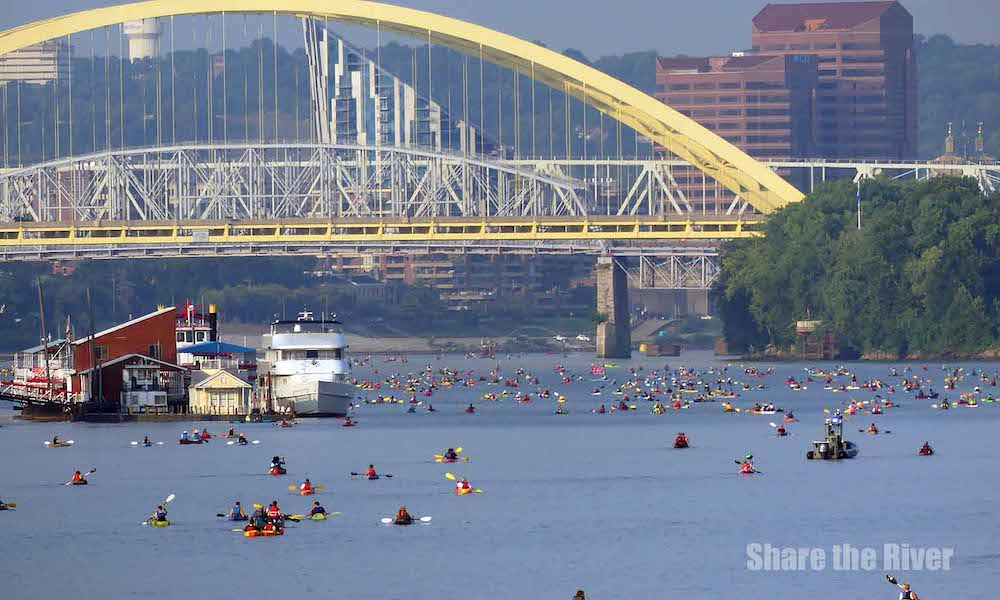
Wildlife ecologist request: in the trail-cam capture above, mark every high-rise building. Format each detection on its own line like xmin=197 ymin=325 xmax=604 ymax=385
xmin=0 ymin=41 xmax=69 ymax=85
xmin=302 ymin=19 xmax=488 ymax=153
xmin=751 ymin=1 xmax=917 ymax=159
xmin=656 ymin=53 xmax=818 ymax=210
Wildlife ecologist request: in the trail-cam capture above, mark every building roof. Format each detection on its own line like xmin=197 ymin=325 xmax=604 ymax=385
xmin=753 ymin=1 xmax=897 ymax=32
xmin=20 ymin=338 xmax=67 ymax=354
xmin=75 ymin=353 xmax=186 ymax=375
xmin=191 ymin=369 xmax=252 ymax=389
xmin=657 ymin=57 xmax=709 ymax=72
xmin=72 ymin=306 xmax=175 ymax=346
xmin=181 ymin=341 xmax=257 ymax=356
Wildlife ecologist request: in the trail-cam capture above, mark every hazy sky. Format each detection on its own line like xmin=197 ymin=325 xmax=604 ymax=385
xmin=2 ymin=0 xmax=998 ymax=57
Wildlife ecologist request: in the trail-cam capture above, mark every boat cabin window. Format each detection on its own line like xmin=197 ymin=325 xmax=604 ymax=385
xmin=306 ymin=350 xmax=319 ymax=359
xmin=196 ymin=331 xmax=207 ymax=342
xmin=176 ymin=332 xmax=185 ymax=343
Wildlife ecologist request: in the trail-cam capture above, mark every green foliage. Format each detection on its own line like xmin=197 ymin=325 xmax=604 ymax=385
xmin=716 ymin=176 xmax=1000 ymax=356
xmin=918 ymin=34 xmax=1000 ymax=158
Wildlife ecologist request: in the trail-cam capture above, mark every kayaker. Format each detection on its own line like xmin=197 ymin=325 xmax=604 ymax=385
xmin=249 ymin=507 xmax=267 ymax=531
xmin=152 ymin=505 xmax=168 ymax=522
xmin=573 ymin=591 xmax=586 ymax=600
xmin=455 ymin=477 xmax=472 ymax=493
xmin=142 ymin=436 xmax=151 ymax=445
xmin=426 ymin=404 xmax=436 ymax=412
xmin=597 ymin=404 xmax=606 ymax=414
xmin=280 ymin=418 xmax=290 ymax=427
xmin=230 ymin=501 xmax=246 ymax=520
xmin=300 ymin=479 xmax=313 ymax=493
xmin=343 ymin=416 xmax=355 ymax=426
xmin=270 ymin=456 xmax=286 ymax=474
xmin=365 ymin=464 xmax=377 ymax=478
xmin=919 ymin=442 xmax=933 ymax=456
xmin=71 ymin=470 xmax=86 ymax=484
xmin=266 ymin=500 xmax=284 ymax=523
xmin=443 ymin=448 xmax=458 ymax=461
xmin=394 ymin=506 xmax=413 ymax=525
xmin=237 ymin=433 xmax=248 ymax=446
xmin=674 ymin=433 xmax=689 ymax=447
xmin=776 ymin=425 xmax=787 ymax=436
xmin=180 ymin=431 xmax=190 ymax=442
xmin=51 ymin=435 xmax=60 ymax=445
xmin=0 ymin=499 xmax=8 ymax=511
xmin=740 ymin=454 xmax=755 ymax=474
xmin=227 ymin=428 xmax=236 ymax=437
xmin=466 ymin=404 xmax=475 ymax=414
xmin=887 ymin=575 xmax=920 ymax=600
xmin=868 ymin=423 xmax=879 ymax=434
xmin=309 ymin=501 xmax=327 ymax=516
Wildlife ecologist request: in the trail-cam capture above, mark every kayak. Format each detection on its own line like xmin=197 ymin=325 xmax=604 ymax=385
xmin=70 ymin=480 xmax=88 ymax=486
xmin=673 ymin=441 xmax=689 ymax=449
xmin=148 ymin=519 xmax=171 ymax=527
xmin=342 ymin=422 xmax=356 ymax=427
xmin=45 ymin=442 xmax=74 ymax=448
xmin=178 ymin=439 xmax=203 ymax=445
xmin=269 ymin=467 xmax=287 ymax=476
xmin=740 ymin=469 xmax=757 ymax=475
xmin=230 ymin=515 xmax=249 ymax=522
xmin=919 ymin=449 xmax=934 ymax=456
xmin=244 ymin=528 xmax=284 ymax=537
xmin=300 ymin=488 xmax=315 ymax=496
xmin=310 ymin=513 xmax=327 ymax=521
xmin=365 ymin=475 xmax=380 ymax=480
xmin=439 ymin=457 xmax=458 ymax=463
xmin=455 ymin=487 xmax=473 ymax=495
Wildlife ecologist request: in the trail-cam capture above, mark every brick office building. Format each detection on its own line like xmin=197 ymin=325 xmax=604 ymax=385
xmin=656 ymin=53 xmax=819 ymax=210
xmin=751 ymin=1 xmax=917 ymax=159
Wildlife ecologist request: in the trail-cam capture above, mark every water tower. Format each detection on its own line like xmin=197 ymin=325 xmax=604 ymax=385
xmin=123 ymin=19 xmax=161 ymax=60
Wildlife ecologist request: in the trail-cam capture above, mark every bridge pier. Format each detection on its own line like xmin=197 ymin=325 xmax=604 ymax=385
xmin=595 ymin=257 xmax=632 ymax=359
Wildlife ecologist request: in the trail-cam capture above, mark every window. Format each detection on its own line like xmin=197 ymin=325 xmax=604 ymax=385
xmin=747 ymin=108 xmax=786 ymax=117
xmin=95 ymin=346 xmax=109 ymax=362
xmin=818 ymin=82 xmax=838 ymax=90
xmin=668 ymin=84 xmax=691 ymax=91
xmin=842 ymin=42 xmax=880 ymax=50
xmin=722 ymin=135 xmax=743 ymax=143
xmin=196 ymin=331 xmax=207 ymax=342
xmin=692 ymin=96 xmax=717 ymax=104
xmin=694 ymin=83 xmax=716 ymax=90
xmin=691 ymin=109 xmax=717 ymax=117
xmin=306 ymin=350 xmax=319 ymax=359
xmin=842 ymin=69 xmax=883 ymax=77
xmin=176 ymin=332 xmax=185 ymax=343
xmin=668 ymin=96 xmax=692 ymax=105
xmin=819 ymin=69 xmax=837 ymax=77
xmin=148 ymin=344 xmax=161 ymax=360
xmin=747 ymin=135 xmax=791 ymax=144
xmin=789 ymin=44 xmax=809 ymax=50
xmin=718 ymin=122 xmax=740 ymax=130
xmin=719 ymin=109 xmax=742 ymax=116
xmin=719 ymin=82 xmax=741 ymax=90
xmin=813 ymin=43 xmax=837 ymax=50
xmin=764 ymin=45 xmax=785 ymax=51
xmin=746 ymin=121 xmax=791 ymax=130
xmin=746 ymin=81 xmax=784 ymax=90
xmin=817 ymin=57 xmax=837 ymax=63
xmin=718 ymin=96 xmax=739 ymax=104
xmin=842 ymin=54 xmax=883 ymax=64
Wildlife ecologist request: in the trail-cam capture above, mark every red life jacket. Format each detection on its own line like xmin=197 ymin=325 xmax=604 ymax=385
xmin=366 ymin=469 xmax=376 ymax=477
xmin=267 ymin=507 xmax=281 ymax=518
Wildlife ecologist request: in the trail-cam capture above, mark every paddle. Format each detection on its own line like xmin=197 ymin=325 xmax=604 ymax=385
xmin=227 ymin=440 xmax=260 ymax=445
xmin=858 ymin=429 xmax=892 ymax=434
xmin=287 ymin=484 xmax=326 ymax=491
xmin=131 ymin=441 xmax=165 ymax=446
xmin=380 ymin=516 xmax=432 ymax=524
xmin=350 ymin=472 xmax=393 ymax=478
xmin=0 ymin=503 xmax=16 ymax=509
xmin=65 ymin=468 xmax=96 ymax=485
xmin=140 ymin=493 xmax=175 ymax=525
xmin=44 ymin=440 xmax=75 ymax=446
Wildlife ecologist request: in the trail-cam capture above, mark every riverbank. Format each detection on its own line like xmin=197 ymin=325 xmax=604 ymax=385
xmin=742 ymin=346 xmax=1000 ymax=362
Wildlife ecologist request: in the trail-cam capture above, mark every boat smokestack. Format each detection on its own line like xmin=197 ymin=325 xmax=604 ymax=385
xmin=209 ymin=304 xmax=218 ymax=342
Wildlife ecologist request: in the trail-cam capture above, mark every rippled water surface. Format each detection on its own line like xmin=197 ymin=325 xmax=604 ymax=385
xmin=1 ymin=352 xmax=995 ymax=599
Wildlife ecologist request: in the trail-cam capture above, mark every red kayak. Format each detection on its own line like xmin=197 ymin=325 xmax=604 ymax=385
xmin=269 ymin=467 xmax=287 ymax=476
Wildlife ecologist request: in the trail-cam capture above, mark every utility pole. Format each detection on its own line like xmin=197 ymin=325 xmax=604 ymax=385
xmin=36 ymin=277 xmax=51 ymax=401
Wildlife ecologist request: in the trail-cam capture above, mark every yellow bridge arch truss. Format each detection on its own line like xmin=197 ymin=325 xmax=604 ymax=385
xmin=0 ymin=0 xmax=803 ymax=214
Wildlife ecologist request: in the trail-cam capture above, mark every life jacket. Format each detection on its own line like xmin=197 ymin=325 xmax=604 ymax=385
xmin=302 ymin=482 xmax=312 ymax=491
xmin=72 ymin=473 xmax=82 ymax=482
xmin=267 ymin=506 xmax=281 ymax=519
xmin=366 ymin=469 xmax=377 ymax=477
xmin=155 ymin=510 xmax=167 ymax=520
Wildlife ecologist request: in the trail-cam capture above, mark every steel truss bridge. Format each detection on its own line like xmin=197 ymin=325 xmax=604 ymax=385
xmin=1 ymin=2 xmax=998 ymax=291
xmin=1 ymin=143 xmax=998 ymax=289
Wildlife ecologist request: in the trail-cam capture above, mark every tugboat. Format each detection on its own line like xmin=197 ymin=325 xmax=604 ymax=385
xmin=806 ymin=413 xmax=859 ymax=460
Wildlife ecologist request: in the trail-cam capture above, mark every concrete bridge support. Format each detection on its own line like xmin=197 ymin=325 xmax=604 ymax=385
xmin=595 ymin=256 xmax=632 ymax=359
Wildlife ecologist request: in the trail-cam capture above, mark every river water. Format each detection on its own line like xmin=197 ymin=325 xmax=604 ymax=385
xmin=0 ymin=351 xmax=994 ymax=599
